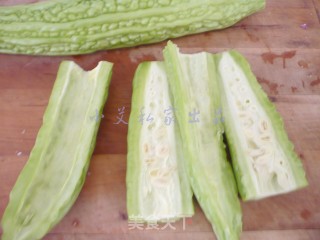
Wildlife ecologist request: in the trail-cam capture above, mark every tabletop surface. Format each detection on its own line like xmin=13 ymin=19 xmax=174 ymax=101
xmin=0 ymin=0 xmax=320 ymax=239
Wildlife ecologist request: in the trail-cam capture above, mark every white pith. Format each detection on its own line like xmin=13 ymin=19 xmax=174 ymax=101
xmin=139 ymin=62 xmax=182 ymax=221
xmin=219 ymin=53 xmax=296 ymax=197
xmin=177 ymin=52 xmax=225 ymax=182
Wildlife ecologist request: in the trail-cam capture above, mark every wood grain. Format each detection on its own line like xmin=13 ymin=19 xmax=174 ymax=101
xmin=0 ymin=0 xmax=319 ymax=239
xmin=42 ymin=230 xmax=320 ymax=240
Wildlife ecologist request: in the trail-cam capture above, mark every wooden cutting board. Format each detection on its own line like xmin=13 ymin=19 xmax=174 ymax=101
xmin=0 ymin=0 xmax=320 ymax=239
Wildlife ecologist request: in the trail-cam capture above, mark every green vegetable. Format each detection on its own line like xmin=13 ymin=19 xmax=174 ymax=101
xmin=163 ymin=42 xmax=242 ymax=240
xmin=0 ymin=0 xmax=265 ymax=55
xmin=1 ymin=61 xmax=113 ymax=240
xmin=215 ymin=50 xmax=308 ymax=200
xmin=126 ymin=61 xmax=194 ymax=222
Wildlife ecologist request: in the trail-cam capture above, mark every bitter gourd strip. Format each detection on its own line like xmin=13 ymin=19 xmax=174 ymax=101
xmin=126 ymin=61 xmax=194 ymax=222
xmin=215 ymin=51 xmax=308 ymax=200
xmin=0 ymin=0 xmax=265 ymax=55
xmin=1 ymin=61 xmax=113 ymax=240
xmin=163 ymin=42 xmax=242 ymax=240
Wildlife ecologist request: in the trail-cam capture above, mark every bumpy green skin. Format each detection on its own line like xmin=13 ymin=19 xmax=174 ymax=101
xmin=126 ymin=61 xmax=194 ymax=222
xmin=126 ymin=63 xmax=149 ymax=220
xmin=163 ymin=42 xmax=242 ymax=240
xmin=1 ymin=61 xmax=113 ymax=240
xmin=215 ymin=51 xmax=308 ymax=200
xmin=0 ymin=0 xmax=265 ymax=55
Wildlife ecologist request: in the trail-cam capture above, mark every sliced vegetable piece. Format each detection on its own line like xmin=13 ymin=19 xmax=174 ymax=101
xmin=163 ymin=42 xmax=242 ymax=240
xmin=0 ymin=0 xmax=265 ymax=55
xmin=216 ymin=50 xmax=308 ymax=200
xmin=1 ymin=61 xmax=113 ymax=240
xmin=127 ymin=61 xmax=194 ymax=222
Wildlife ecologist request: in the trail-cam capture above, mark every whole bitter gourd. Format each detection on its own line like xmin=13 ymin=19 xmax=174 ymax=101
xmin=0 ymin=0 xmax=265 ymax=55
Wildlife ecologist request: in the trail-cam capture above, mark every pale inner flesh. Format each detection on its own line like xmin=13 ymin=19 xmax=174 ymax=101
xmin=139 ymin=62 xmax=183 ymax=221
xmin=178 ymin=52 xmax=224 ymax=184
xmin=219 ymin=53 xmax=296 ymax=197
xmin=7 ymin=62 xmax=111 ymax=239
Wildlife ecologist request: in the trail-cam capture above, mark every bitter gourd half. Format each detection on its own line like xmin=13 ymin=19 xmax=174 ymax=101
xmin=126 ymin=61 xmax=194 ymax=222
xmin=163 ymin=42 xmax=242 ymax=240
xmin=216 ymin=51 xmax=308 ymax=200
xmin=1 ymin=61 xmax=113 ymax=240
